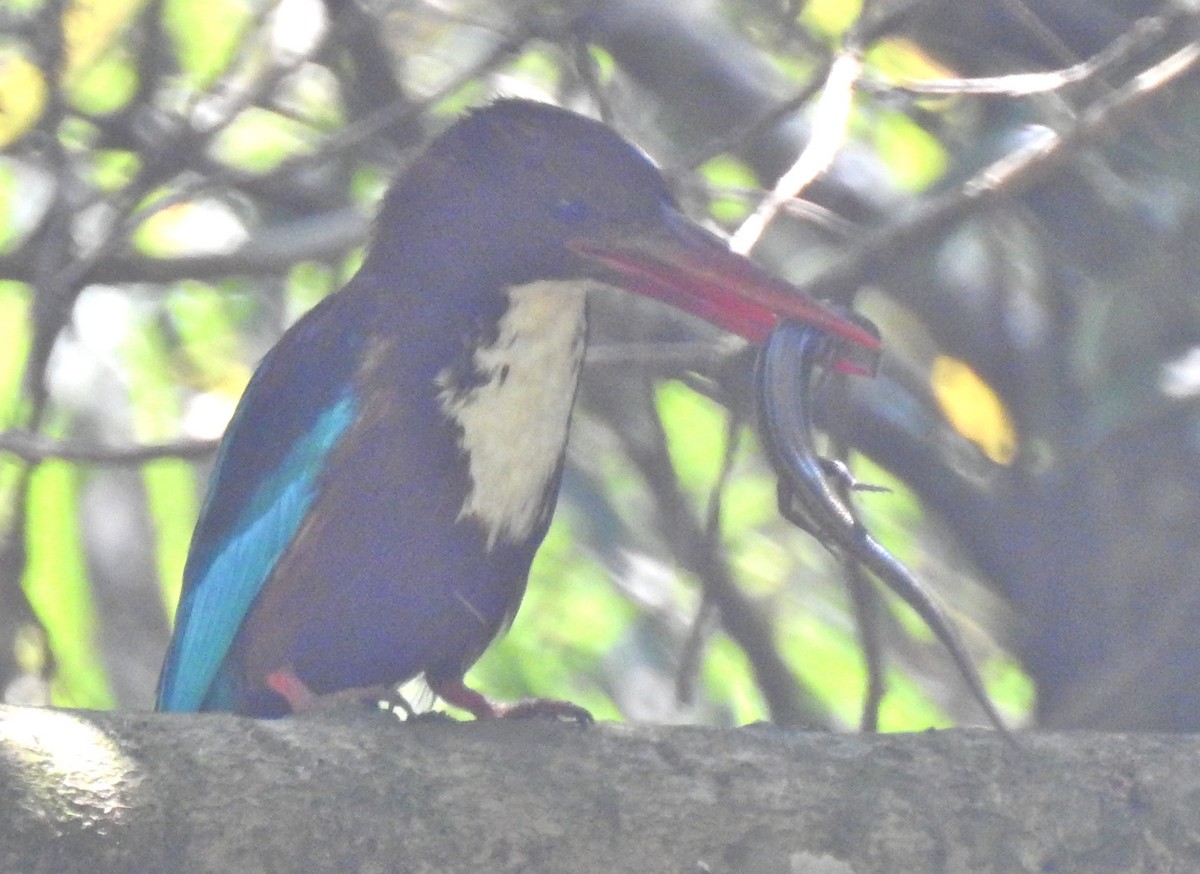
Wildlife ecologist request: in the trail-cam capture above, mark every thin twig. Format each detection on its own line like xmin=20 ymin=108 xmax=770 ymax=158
xmin=863 ymin=12 xmax=1177 ymax=97
xmin=0 ymin=431 xmax=219 ymax=465
xmin=791 ymin=36 xmax=1200 ymax=303
xmin=730 ymin=44 xmax=863 ymax=255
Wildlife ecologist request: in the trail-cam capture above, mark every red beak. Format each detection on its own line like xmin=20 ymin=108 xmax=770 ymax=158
xmin=570 ymin=206 xmax=881 ymax=376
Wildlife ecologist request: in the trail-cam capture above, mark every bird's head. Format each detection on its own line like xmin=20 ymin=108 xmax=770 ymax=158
xmin=371 ymin=99 xmax=880 ymax=373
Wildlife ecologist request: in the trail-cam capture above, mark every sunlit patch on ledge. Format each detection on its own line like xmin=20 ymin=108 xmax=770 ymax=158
xmin=0 ymin=708 xmax=141 ymax=834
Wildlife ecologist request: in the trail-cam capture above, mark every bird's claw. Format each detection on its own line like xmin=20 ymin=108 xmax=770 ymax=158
xmin=428 ymin=676 xmax=593 ymax=725
xmin=490 ymin=698 xmax=595 ymax=725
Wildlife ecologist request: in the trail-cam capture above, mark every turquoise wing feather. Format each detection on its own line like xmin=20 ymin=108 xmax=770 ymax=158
xmin=156 ymin=294 xmax=366 ymax=712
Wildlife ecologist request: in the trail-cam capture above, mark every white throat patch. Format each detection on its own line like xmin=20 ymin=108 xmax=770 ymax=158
xmin=436 ymin=280 xmax=587 ymax=549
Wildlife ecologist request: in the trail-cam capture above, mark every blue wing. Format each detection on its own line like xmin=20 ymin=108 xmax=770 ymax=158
xmin=156 ymin=293 xmax=366 ymax=712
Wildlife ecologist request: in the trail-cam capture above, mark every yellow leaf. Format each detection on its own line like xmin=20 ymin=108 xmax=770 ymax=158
xmin=867 ymin=36 xmax=959 ymax=85
xmin=930 ymin=355 xmax=1017 ymax=465
xmin=0 ymin=49 xmax=47 ymax=148
xmin=61 ymin=0 xmax=146 ymax=84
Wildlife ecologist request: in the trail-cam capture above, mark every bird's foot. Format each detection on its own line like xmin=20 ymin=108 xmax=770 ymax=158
xmin=489 ymin=698 xmax=595 ymax=724
xmin=428 ymin=677 xmax=593 ymax=725
xmin=266 ymin=669 xmax=412 ymax=717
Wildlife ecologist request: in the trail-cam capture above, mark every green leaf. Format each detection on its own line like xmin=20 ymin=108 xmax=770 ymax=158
xmin=868 ymin=108 xmax=947 ymax=192
xmin=799 ymin=0 xmax=863 ymax=38
xmin=286 ymin=261 xmax=335 ymax=324
xmin=699 ymin=155 xmax=758 ymax=224
xmin=66 ymin=44 xmax=138 ymax=115
xmin=24 ymin=453 xmax=114 ymax=709
xmin=209 ymin=107 xmax=320 ymax=173
xmin=162 ymin=0 xmax=252 ymax=87
xmin=703 ymin=633 xmax=768 ymax=724
xmin=656 ymin=380 xmax=729 ymax=500
xmin=0 ymin=281 xmax=30 ymax=424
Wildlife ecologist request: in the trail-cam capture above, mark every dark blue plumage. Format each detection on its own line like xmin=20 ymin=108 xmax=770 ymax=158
xmin=156 ymin=99 xmax=879 ymax=718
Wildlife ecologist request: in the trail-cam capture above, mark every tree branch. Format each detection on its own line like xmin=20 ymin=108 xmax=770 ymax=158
xmin=0 ymin=704 xmax=1194 ymax=873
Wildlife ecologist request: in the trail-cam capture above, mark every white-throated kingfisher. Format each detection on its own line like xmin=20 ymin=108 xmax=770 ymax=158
xmin=155 ymin=99 xmax=880 ymax=719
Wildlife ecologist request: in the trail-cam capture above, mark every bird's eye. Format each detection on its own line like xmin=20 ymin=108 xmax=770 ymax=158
xmin=555 ymin=198 xmax=593 ymax=223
